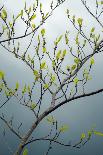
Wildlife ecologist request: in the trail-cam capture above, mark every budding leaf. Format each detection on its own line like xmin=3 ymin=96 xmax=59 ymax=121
xmin=94 ymin=131 xmax=103 ymax=136
xmin=0 ymin=71 xmax=5 ymax=79
xmin=41 ymin=29 xmax=45 ymax=36
xmin=33 ymin=70 xmax=39 ymax=76
xmin=51 ymin=75 xmax=56 ymax=82
xmin=22 ymin=148 xmax=28 ymax=155
xmin=62 ymin=49 xmax=67 ymax=57
xmin=80 ymin=133 xmax=86 ymax=140
xmin=22 ymin=85 xmax=26 ymax=94
xmin=73 ymin=77 xmax=79 ymax=85
xmin=43 ymin=47 xmax=46 ymax=53
xmin=30 ymin=14 xmax=36 ymax=20
xmin=57 ymin=35 xmax=63 ymax=43
xmin=56 ymin=50 xmax=61 ymax=60
xmin=88 ymin=130 xmax=92 ymax=138
xmin=30 ymin=103 xmax=36 ymax=110
xmin=1 ymin=9 xmax=7 ymax=20
xmin=77 ymin=18 xmax=83 ymax=26
xmin=71 ymin=64 xmax=76 ymax=70
xmin=90 ymin=57 xmax=95 ymax=65
xmin=59 ymin=125 xmax=69 ymax=132
xmin=43 ymin=83 xmax=49 ymax=89
xmin=46 ymin=116 xmax=55 ymax=123
xmin=32 ymin=24 xmax=36 ymax=29
xmin=91 ymin=27 xmax=95 ymax=33
xmin=15 ymin=82 xmax=19 ymax=90
xmin=40 ymin=61 xmax=46 ymax=69
xmin=74 ymin=58 xmax=80 ymax=64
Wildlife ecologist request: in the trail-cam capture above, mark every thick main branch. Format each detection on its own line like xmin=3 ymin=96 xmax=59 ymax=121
xmin=14 ymin=87 xmax=103 ymax=155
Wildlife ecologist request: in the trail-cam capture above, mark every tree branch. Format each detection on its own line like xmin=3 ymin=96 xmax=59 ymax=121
xmin=0 ymin=0 xmax=66 ymax=44
xmin=0 ymin=116 xmax=22 ymax=139
xmin=81 ymin=0 xmax=103 ymax=28
xmin=49 ymin=88 xmax=103 ymax=114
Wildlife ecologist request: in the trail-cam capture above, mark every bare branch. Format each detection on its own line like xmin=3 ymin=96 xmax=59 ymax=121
xmin=0 ymin=115 xmax=22 ymax=139
xmin=81 ymin=0 xmax=103 ymax=28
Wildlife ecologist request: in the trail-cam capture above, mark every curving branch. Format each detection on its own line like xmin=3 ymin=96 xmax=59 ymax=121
xmin=52 ymin=88 xmax=103 ymax=113
xmin=13 ymin=87 xmax=103 ymax=155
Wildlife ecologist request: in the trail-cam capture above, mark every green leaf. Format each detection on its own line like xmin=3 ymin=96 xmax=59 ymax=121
xmin=43 ymin=83 xmax=49 ymax=89
xmin=42 ymin=47 xmax=46 ymax=53
xmin=27 ymin=85 xmax=31 ymax=93
xmin=0 ymin=71 xmax=5 ymax=79
xmin=27 ymin=55 xmax=31 ymax=61
xmin=75 ymin=36 xmax=79 ymax=44
xmin=65 ymin=34 xmax=69 ymax=44
xmin=71 ymin=64 xmax=76 ymax=70
xmin=83 ymin=40 xmax=86 ymax=47
xmin=0 ymin=83 xmax=4 ymax=89
xmin=59 ymin=125 xmax=69 ymax=132
xmin=15 ymin=82 xmax=19 ymax=90
xmin=46 ymin=116 xmax=55 ymax=123
xmin=9 ymin=22 xmax=13 ymax=28
xmin=88 ymin=130 xmax=92 ymax=138
xmin=21 ymin=10 xmax=23 ymax=16
xmin=22 ymin=85 xmax=26 ymax=94
xmin=1 ymin=9 xmax=7 ymax=20
xmin=38 ymin=35 xmax=40 ymax=42
xmin=52 ymin=60 xmax=56 ymax=67
xmin=57 ymin=35 xmax=63 ymax=43
xmin=90 ymin=57 xmax=95 ymax=65
xmin=40 ymin=3 xmax=43 ymax=10
xmin=73 ymin=77 xmax=79 ymax=85
xmin=31 ymin=59 xmax=34 ymax=64
xmin=5 ymin=90 xmax=13 ymax=97
xmin=41 ymin=29 xmax=45 ymax=36
xmin=77 ymin=18 xmax=83 ymax=26
xmin=15 ymin=10 xmax=23 ymax=20
xmin=91 ymin=27 xmax=95 ymax=33
xmin=22 ymin=148 xmax=28 ymax=155
xmin=87 ymin=75 xmax=92 ymax=80
xmin=62 ymin=49 xmax=67 ymax=57
xmin=40 ymin=61 xmax=46 ymax=69
xmin=74 ymin=58 xmax=80 ymax=64
xmin=72 ymin=15 xmax=76 ymax=23
xmin=32 ymin=24 xmax=36 ymax=29
xmin=80 ymin=133 xmax=86 ymax=140
xmin=30 ymin=103 xmax=36 ymax=110
xmin=94 ymin=131 xmax=103 ymax=136
xmin=96 ymin=34 xmax=100 ymax=42
xmin=44 ymin=12 xmax=49 ymax=19
xmin=30 ymin=14 xmax=36 ymax=20
xmin=33 ymin=70 xmax=39 ymax=76
xmin=56 ymin=50 xmax=61 ymax=60
xmin=28 ymin=7 xmax=31 ymax=14
xmin=33 ymin=70 xmax=40 ymax=81
xmin=54 ymin=35 xmax=63 ymax=45
xmin=51 ymin=75 xmax=56 ymax=82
